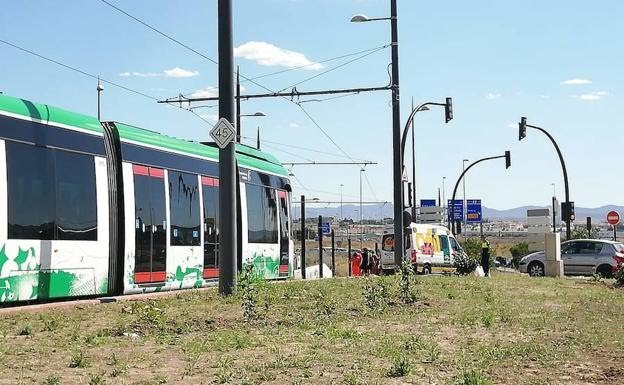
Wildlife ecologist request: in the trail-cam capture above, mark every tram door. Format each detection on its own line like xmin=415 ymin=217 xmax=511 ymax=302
xmin=133 ymin=165 xmax=167 ymax=284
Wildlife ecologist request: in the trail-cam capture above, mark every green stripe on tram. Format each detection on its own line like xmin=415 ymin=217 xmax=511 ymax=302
xmin=0 ymin=94 xmax=288 ymax=177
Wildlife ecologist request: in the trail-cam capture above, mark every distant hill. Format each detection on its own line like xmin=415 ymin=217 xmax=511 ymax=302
xmin=298 ymin=203 xmax=624 ymax=222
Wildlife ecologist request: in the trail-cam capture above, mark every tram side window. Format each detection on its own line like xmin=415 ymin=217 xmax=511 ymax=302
xmin=7 ymin=142 xmax=55 ymax=240
xmin=55 ymin=150 xmax=98 ymax=240
xmin=6 ymin=142 xmax=97 ymax=241
xmin=202 ymin=178 xmax=219 ymax=269
xmin=168 ymin=171 xmax=200 ymax=246
xmin=278 ymin=192 xmax=290 ymax=264
xmin=246 ymin=184 xmax=278 ymax=244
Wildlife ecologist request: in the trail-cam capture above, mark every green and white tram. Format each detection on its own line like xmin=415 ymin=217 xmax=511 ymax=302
xmin=0 ymin=94 xmax=293 ymax=304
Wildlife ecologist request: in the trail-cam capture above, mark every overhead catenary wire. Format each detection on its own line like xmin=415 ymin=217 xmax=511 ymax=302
xmin=277 ymin=45 xmax=390 ymax=93
xmin=297 ymin=92 xmax=361 ymax=104
xmin=363 ymin=170 xmax=379 ymax=202
xmin=240 ymin=135 xmax=371 ymax=162
xmin=97 ymin=0 xmax=365 ymax=166
xmin=98 ymin=0 xmax=218 ymax=65
xmin=0 ymin=38 xmax=159 ymax=102
xmin=178 ymin=44 xmax=391 ymax=99
xmin=260 ymin=143 xmax=315 ymax=163
xmin=0 ymin=38 xmax=229 ymax=132
xmin=295 ymin=103 xmax=358 ymax=164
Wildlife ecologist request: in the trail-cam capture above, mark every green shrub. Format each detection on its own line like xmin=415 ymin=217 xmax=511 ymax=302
xmin=461 ymin=238 xmax=482 ymax=259
xmin=42 ymin=375 xmax=61 ymax=385
xmin=509 ymin=242 xmax=529 ymax=268
xmin=399 ymin=259 xmax=418 ymax=304
xmin=387 ymin=355 xmax=412 ymax=377
xmin=453 ymin=252 xmax=478 ymax=275
xmin=454 ymin=370 xmax=492 ymax=385
xmin=614 ymin=263 xmax=624 ymax=286
xmin=363 ymin=278 xmax=389 ymax=311
xmin=69 ymin=351 xmax=90 ymax=368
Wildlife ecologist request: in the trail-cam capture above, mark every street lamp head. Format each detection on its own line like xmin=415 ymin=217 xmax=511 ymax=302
xmin=252 ymin=111 xmax=266 ymax=117
xmin=418 ymin=106 xmax=430 ymax=112
xmin=350 ymin=14 xmax=370 ymax=22
xmin=463 ymin=158 xmax=469 ymax=162
xmin=97 ymin=83 xmax=104 ymax=92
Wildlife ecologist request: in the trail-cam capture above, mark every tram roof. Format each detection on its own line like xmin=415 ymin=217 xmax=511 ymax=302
xmin=0 ymin=93 xmax=288 ymax=177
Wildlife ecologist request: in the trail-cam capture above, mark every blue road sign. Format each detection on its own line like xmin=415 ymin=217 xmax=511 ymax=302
xmin=466 ymin=199 xmax=482 ymax=223
xmin=420 ymin=199 xmax=437 ymax=207
xmin=321 ymin=222 xmax=331 ymax=235
xmin=447 ymin=200 xmax=464 ymax=221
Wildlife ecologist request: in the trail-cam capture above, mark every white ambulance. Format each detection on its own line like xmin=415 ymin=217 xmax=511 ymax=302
xmin=380 ymin=223 xmax=466 ymax=274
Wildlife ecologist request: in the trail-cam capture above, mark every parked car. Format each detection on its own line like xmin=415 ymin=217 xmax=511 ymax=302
xmin=519 ymin=239 xmax=624 ymax=277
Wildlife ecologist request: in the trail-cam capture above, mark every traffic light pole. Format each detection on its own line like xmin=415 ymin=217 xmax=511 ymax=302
xmin=450 ymin=153 xmax=511 ymax=235
xmin=521 ymin=119 xmax=571 ymax=240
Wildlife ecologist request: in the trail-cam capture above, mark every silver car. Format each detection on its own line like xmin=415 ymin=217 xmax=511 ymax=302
xmin=519 ymin=239 xmax=624 ymax=277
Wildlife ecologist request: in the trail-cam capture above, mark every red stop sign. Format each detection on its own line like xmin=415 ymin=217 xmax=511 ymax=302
xmin=607 ymin=211 xmax=620 ymax=225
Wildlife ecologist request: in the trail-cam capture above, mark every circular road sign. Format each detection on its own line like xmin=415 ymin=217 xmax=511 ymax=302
xmin=607 ymin=211 xmax=620 ymax=225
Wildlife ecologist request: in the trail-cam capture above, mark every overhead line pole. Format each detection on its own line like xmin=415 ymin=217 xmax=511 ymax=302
xmin=217 ymin=0 xmax=236 ymax=295
xmin=389 ymin=0 xmax=403 ymax=269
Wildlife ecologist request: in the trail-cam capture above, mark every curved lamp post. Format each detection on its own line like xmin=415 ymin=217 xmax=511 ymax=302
xmin=519 ymin=117 xmax=572 ymax=239
xmin=450 ymin=152 xmax=511 ymax=234
xmin=401 ymin=99 xmax=452 ymax=218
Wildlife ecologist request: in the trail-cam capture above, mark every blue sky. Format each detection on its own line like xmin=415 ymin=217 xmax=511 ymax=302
xmin=1 ymin=0 xmax=622 ymax=211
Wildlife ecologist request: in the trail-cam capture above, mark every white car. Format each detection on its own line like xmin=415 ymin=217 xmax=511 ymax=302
xmin=519 ymin=239 xmax=624 ymax=277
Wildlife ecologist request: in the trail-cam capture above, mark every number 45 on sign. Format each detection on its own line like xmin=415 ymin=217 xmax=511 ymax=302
xmin=210 ymin=118 xmax=236 ymax=149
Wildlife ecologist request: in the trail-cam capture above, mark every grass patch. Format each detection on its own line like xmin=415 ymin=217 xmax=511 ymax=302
xmin=1 ymin=274 xmax=623 ymax=384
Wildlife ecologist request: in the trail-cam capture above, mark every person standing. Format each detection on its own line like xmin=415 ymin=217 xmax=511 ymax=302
xmin=481 ymin=236 xmax=491 ymax=277
xmin=361 ymin=247 xmax=370 ymax=276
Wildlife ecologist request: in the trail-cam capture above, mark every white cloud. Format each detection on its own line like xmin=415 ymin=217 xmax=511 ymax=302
xmin=119 ymin=67 xmax=199 ymax=78
xmin=119 ymin=71 xmax=160 ymax=77
xmin=234 ymin=41 xmax=323 ymax=70
xmin=571 ymin=91 xmax=608 ymax=101
xmin=189 ymin=88 xmax=218 ymax=98
xmin=288 ymin=123 xmax=300 ymax=128
xmin=507 ymin=123 xmax=517 ymax=128
xmin=163 ymin=67 xmax=199 ymax=78
xmin=561 ymin=78 xmax=592 ymax=85
xmin=485 ymin=93 xmax=501 ymax=100
xmin=539 ymin=95 xmax=550 ymax=99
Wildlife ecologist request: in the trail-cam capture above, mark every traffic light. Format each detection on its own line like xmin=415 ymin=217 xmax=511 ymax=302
xmin=561 ymin=201 xmax=575 ymax=221
xmin=445 ymin=97 xmax=453 ymax=123
xmin=519 ymin=117 xmax=527 ymax=141
xmin=505 ymin=151 xmax=511 ymax=169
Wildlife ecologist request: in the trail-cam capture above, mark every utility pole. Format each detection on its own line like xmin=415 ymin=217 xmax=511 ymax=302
xmin=390 ymin=0 xmax=403 ymax=268
xmin=236 ymin=66 xmax=241 ymax=142
xmin=360 ymin=168 xmax=364 ymax=250
xmin=462 ymin=159 xmax=468 ymax=229
xmin=340 ymin=183 xmax=344 ymax=219
xmin=411 ymin=97 xmax=416 ymax=219
xmin=96 ymin=78 xmax=104 ymax=121
xmin=217 ymin=0 xmax=237 ymax=295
